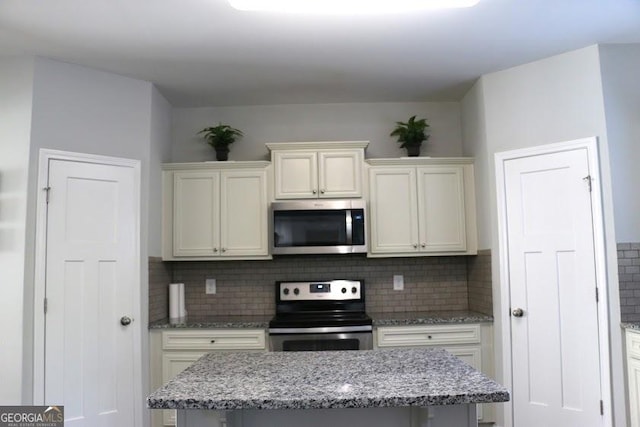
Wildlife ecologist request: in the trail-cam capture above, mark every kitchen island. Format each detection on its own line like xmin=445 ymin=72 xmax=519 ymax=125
xmin=148 ymin=347 xmax=509 ymax=427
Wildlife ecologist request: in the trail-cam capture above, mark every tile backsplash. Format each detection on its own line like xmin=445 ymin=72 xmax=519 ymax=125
xmin=149 ymin=243 xmax=640 ymax=322
xmin=619 ymin=242 xmax=640 ymax=323
xmin=149 ymin=257 xmax=172 ymax=323
xmin=466 ymin=249 xmax=493 ymax=315
xmin=150 ymin=255 xmax=475 ymax=318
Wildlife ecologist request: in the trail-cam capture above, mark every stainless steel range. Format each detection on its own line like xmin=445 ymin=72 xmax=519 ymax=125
xmin=268 ymin=279 xmax=373 ymax=351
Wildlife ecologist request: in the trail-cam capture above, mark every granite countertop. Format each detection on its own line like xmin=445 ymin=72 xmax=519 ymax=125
xmin=370 ymin=311 xmax=493 ymax=326
xmin=148 ymin=315 xmax=271 ymax=329
xmin=149 ymin=311 xmax=493 ymax=330
xmin=622 ymin=322 xmax=640 ymax=331
xmin=147 ymin=347 xmax=509 ymax=410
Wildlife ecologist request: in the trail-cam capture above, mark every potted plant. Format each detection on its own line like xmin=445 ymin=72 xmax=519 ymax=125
xmin=390 ymin=115 xmax=430 ymax=157
xmin=198 ymin=123 xmax=244 ymax=161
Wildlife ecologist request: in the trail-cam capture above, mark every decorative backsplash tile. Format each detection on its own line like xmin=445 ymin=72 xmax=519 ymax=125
xmin=619 ymin=242 xmax=640 ymax=323
xmin=148 ymin=243 xmax=640 ymax=322
xmin=467 ymin=249 xmax=493 ymax=316
xmin=149 ymin=257 xmax=172 ymax=323
xmin=164 ymin=255 xmax=468 ymax=317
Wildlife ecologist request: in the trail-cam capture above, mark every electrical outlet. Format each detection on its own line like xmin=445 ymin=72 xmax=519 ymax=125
xmin=393 ymin=275 xmax=404 ymax=291
xmin=205 ymin=278 xmax=216 ymax=294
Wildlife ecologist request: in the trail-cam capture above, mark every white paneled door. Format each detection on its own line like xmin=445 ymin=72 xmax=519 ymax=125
xmin=43 ymin=157 xmax=139 ymax=427
xmin=503 ymin=146 xmax=603 ymax=427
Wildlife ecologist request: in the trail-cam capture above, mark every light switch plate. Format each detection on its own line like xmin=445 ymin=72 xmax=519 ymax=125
xmin=205 ymin=278 xmax=217 ymax=294
xmin=393 ymin=275 xmax=404 ymax=291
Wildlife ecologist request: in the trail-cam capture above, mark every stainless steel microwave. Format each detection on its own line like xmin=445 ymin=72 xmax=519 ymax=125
xmin=270 ymin=199 xmax=367 ymax=255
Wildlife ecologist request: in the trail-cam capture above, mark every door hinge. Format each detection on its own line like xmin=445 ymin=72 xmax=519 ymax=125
xmin=43 ymin=186 xmax=51 ymax=204
xmin=600 ymin=399 xmax=604 ymax=415
xmin=44 ymin=297 xmax=48 ymax=314
xmin=596 ymin=287 xmax=599 ymax=303
xmin=583 ymin=175 xmax=592 ymax=192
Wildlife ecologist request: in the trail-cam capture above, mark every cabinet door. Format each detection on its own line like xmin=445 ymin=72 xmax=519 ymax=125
xmin=628 ymin=330 xmax=640 ymax=427
xmin=220 ymin=169 xmax=269 ymax=256
xmin=444 ymin=346 xmax=483 ymax=420
xmin=273 ymin=151 xmax=318 ymax=199
xmin=368 ymin=167 xmax=419 ymax=254
xmin=173 ymin=171 xmax=220 ymax=256
xmin=161 ymin=351 xmax=208 ymax=426
xmin=318 ymin=150 xmax=363 ymax=198
xmin=629 ymin=356 xmax=640 ymax=427
xmin=416 ymin=166 xmax=467 ymax=252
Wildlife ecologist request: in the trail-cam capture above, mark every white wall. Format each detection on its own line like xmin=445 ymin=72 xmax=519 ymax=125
xmin=599 ymin=44 xmax=640 ymax=243
xmin=461 ymin=45 xmax=626 ymax=426
xmin=0 ymin=57 xmax=35 ymax=404
xmin=461 ymin=79 xmax=490 ymax=249
xmin=171 ymin=102 xmax=462 ymax=162
xmin=0 ymin=57 xmax=171 ymax=418
xmin=149 ymin=87 xmax=173 ymax=257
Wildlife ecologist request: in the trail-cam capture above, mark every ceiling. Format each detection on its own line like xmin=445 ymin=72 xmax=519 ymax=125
xmin=1 ymin=0 xmax=640 ymax=107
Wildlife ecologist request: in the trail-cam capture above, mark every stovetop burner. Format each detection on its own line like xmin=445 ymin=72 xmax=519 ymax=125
xmin=269 ymin=312 xmax=372 ymax=329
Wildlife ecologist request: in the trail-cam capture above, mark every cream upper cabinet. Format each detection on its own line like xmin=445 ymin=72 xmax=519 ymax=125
xmin=162 ymin=162 xmax=271 ymax=260
xmin=267 ymin=141 xmax=368 ymax=199
xmin=367 ymin=158 xmax=477 ymax=256
xmin=416 ymin=166 xmax=467 ymax=252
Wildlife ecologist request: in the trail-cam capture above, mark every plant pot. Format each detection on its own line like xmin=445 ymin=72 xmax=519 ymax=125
xmin=405 ymin=144 xmax=421 ymax=157
xmin=215 ymin=146 xmax=230 ymax=161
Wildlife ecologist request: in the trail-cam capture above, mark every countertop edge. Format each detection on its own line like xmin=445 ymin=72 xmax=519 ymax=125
xmin=622 ymin=322 xmax=640 ymax=331
xmin=149 ymin=311 xmax=494 ymax=330
xmin=147 ymin=391 xmax=510 ymax=410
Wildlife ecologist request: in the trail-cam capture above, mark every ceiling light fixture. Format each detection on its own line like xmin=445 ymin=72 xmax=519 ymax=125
xmin=228 ymin=0 xmax=480 ymax=14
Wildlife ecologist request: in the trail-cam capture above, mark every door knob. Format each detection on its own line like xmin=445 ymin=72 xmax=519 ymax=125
xmin=512 ymin=308 xmax=524 ymax=317
xmin=120 ymin=316 xmax=132 ymax=326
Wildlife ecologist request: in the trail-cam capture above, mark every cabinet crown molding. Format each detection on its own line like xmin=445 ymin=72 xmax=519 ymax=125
xmin=367 ymin=157 xmax=474 ymax=166
xmin=266 ymin=141 xmax=369 ymax=151
xmin=162 ymin=161 xmax=271 ymax=171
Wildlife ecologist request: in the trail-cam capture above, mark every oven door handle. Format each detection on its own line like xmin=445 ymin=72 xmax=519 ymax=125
xmin=269 ymin=325 xmax=372 ymax=334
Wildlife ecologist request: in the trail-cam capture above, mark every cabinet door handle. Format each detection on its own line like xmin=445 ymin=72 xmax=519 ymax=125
xmin=210 ymin=339 xmax=216 ymax=343
xmin=421 ymin=243 xmax=426 ymax=248
xmin=213 ymin=248 xmax=218 ymax=253
xmin=320 ymin=189 xmax=325 ymax=194
xmin=221 ymin=248 xmax=226 ymax=253
xmin=413 ymin=243 xmax=418 ymax=249
xmin=312 ymin=189 xmax=317 ymax=194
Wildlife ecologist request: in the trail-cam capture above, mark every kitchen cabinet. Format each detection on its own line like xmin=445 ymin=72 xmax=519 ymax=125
xmin=266 ymin=141 xmax=368 ymax=199
xmin=367 ymin=158 xmax=477 ymax=256
xmin=162 ymin=162 xmax=271 ymax=260
xmin=627 ymin=328 xmax=640 ymax=427
xmin=150 ymin=329 xmax=267 ymax=426
xmin=375 ymin=323 xmax=493 ymax=422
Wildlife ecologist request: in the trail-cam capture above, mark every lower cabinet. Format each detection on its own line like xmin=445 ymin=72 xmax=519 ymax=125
xmin=375 ymin=323 xmax=494 ymax=423
xmin=627 ymin=329 xmax=640 ymax=427
xmin=150 ymin=329 xmax=267 ymax=427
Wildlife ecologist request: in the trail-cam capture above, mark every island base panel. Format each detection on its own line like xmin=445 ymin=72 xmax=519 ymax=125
xmin=176 ymin=405 xmax=478 ymax=427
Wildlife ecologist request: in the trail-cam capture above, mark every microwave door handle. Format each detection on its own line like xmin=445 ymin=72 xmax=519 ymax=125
xmin=345 ymin=209 xmax=353 ymax=245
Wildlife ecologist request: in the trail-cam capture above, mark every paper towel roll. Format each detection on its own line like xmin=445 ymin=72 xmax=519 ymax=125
xmin=169 ymin=283 xmax=187 ymax=323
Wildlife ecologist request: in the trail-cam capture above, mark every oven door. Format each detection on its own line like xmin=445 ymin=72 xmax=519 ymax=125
xmin=270 ymin=331 xmax=373 ymax=352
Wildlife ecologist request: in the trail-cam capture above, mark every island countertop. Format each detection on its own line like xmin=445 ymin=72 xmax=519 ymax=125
xmin=147 ymin=348 xmax=509 ymax=411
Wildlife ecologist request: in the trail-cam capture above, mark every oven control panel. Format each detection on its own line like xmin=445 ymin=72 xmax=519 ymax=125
xmin=278 ymin=280 xmax=362 ymax=301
